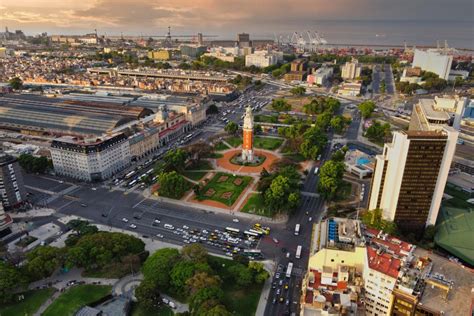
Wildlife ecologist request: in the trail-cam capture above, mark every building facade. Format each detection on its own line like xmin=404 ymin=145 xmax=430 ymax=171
xmin=0 ymin=154 xmax=27 ymax=209
xmin=245 ymin=51 xmax=279 ymax=68
xmin=51 ymin=133 xmax=131 ymax=182
xmin=412 ymin=49 xmax=453 ymax=81
xmin=341 ymin=58 xmax=362 ymax=80
xmin=0 ymin=203 xmax=13 ymax=235
xmin=368 ymin=129 xmax=458 ymax=230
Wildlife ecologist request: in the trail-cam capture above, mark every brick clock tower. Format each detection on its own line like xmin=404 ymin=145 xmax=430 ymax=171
xmin=241 ymin=106 xmax=254 ymax=162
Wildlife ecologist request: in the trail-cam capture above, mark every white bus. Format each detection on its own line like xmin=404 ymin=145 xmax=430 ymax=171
xmin=244 ymin=230 xmax=260 ymax=238
xmin=225 ymin=227 xmax=240 ymax=235
xmin=286 ymin=262 xmax=293 ymax=278
xmin=294 ymin=224 xmax=300 ymax=236
xmin=296 ymin=245 xmax=302 ymax=259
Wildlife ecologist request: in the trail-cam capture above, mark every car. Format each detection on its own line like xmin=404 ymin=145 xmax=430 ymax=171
xmin=308 ymin=217 xmax=313 ymax=222
xmin=284 ymin=284 xmax=289 ymax=290
xmin=285 ymin=299 xmax=290 ymax=305
xmin=272 ymin=238 xmax=279 ymax=244
xmin=279 ymin=279 xmax=283 ymax=286
xmin=279 ymin=297 xmax=284 ymax=303
xmin=129 ymin=224 xmax=137 ymax=229
xmin=101 ymin=212 xmax=108 ymax=218
xmin=153 ymin=218 xmax=161 ymax=225
xmin=182 ymin=225 xmax=189 ymax=230
xmin=275 ymin=273 xmax=281 ymax=279
xmin=272 ymin=298 xmax=277 ymax=304
xmin=232 ymin=218 xmax=239 ymax=223
xmin=156 ymin=234 xmax=164 ymax=238
xmin=80 ymin=203 xmax=87 ymax=207
xmin=272 ymin=282 xmax=277 ymax=289
xmin=91 ymin=187 xmax=97 ymax=191
xmin=276 ymin=289 xmax=281 ymax=295
xmin=122 ymin=217 xmax=129 ymax=223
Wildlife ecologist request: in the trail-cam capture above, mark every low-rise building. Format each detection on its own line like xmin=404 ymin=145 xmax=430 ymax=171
xmin=50 ymin=133 xmax=130 ymax=182
xmin=148 ymin=50 xmax=172 ymax=60
xmin=180 ymin=44 xmax=207 ymax=58
xmin=245 ymin=50 xmax=280 ymax=68
xmin=338 ymin=82 xmax=362 ymax=97
xmin=308 ymin=67 xmax=333 ymax=85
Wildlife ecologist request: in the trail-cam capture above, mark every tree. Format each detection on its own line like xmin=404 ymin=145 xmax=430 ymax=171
xmin=315 ymin=112 xmax=332 ymax=130
xmin=0 ymin=262 xmax=27 ymax=304
xmin=290 ymin=86 xmax=306 ymax=96
xmin=299 ymin=127 xmax=328 ymax=160
xmin=170 ymin=261 xmax=199 ymax=294
xmin=361 ymin=209 xmax=398 ymax=235
xmin=18 ymin=154 xmax=51 ymax=173
xmin=358 ymin=101 xmax=376 ymax=119
xmin=380 ymin=80 xmax=386 ymax=93
xmin=206 ymin=104 xmax=219 ymax=115
xmin=65 ymin=219 xmax=98 ymax=246
xmin=26 ymin=246 xmax=63 ymax=280
xmin=186 ymin=141 xmax=213 ymax=164
xmin=248 ymin=261 xmax=270 ymax=283
xmin=158 ymin=171 xmax=188 ymax=199
xmin=254 ymin=124 xmax=262 ymax=134
xmin=264 ymin=175 xmax=300 ymax=214
xmin=135 ymin=278 xmax=162 ymax=310
xmin=8 ymin=77 xmax=23 ymax=90
xmin=181 ymin=244 xmax=208 ymax=263
xmin=365 ymin=120 xmax=391 ymax=144
xmin=224 ymin=121 xmax=238 ymax=136
xmin=142 ymin=248 xmax=180 ymax=289
xmin=204 ymin=305 xmax=232 ymax=316
xmin=189 ymin=287 xmax=224 ymax=315
xmin=330 ymin=115 xmax=351 ymax=134
xmin=186 ymin=272 xmax=221 ymax=295
xmin=228 ymin=264 xmax=253 ymax=287
xmin=318 ymin=160 xmax=345 ymax=201
xmin=163 ymin=149 xmax=188 ymax=171
xmin=271 ymin=98 xmax=291 ymax=112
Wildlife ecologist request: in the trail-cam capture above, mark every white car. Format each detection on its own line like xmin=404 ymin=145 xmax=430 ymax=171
xmin=183 ymin=225 xmax=189 ymax=230
xmin=129 ymin=224 xmax=137 ymax=229
xmin=122 ymin=217 xmax=129 ymax=223
xmin=156 ymin=234 xmax=164 ymax=238
xmin=232 ymin=218 xmax=239 ymax=223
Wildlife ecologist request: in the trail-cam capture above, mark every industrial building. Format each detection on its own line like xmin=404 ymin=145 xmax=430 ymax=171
xmin=50 ymin=133 xmax=131 ymax=182
xmin=0 ymin=95 xmax=152 ymax=137
xmin=368 ymin=128 xmax=458 ymax=231
xmin=0 ymin=154 xmax=27 ymax=209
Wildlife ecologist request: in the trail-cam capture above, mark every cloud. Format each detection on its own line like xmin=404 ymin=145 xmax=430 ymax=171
xmin=1 ymin=0 xmax=473 ymax=35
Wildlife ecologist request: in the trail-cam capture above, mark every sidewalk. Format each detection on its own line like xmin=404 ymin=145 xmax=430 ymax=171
xmin=255 ymin=261 xmax=275 ymax=316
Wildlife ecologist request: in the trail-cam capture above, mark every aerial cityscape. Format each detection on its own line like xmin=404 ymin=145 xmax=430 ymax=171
xmin=0 ymin=1 xmax=473 ymax=315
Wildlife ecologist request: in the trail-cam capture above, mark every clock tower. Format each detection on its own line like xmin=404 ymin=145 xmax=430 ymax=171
xmin=241 ymin=106 xmax=254 ymax=162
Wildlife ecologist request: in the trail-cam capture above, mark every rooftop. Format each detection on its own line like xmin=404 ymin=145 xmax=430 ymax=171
xmin=314 ymin=218 xmax=365 ymax=253
xmin=418 ymin=99 xmax=452 ymax=121
xmin=367 ymin=246 xmax=402 ymax=279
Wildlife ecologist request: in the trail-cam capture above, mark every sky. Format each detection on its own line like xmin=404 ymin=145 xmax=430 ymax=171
xmin=1 ymin=0 xmax=473 ymax=37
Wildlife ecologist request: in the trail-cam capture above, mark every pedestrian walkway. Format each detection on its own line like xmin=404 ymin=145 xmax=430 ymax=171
xmin=33 ymin=290 xmax=61 ymax=316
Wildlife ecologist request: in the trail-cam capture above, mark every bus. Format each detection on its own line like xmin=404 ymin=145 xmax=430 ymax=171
xmin=124 ymin=170 xmax=136 ymax=179
xmin=286 ymin=262 xmax=293 ymax=278
xmin=243 ymin=249 xmax=263 ymax=259
xmin=294 ymin=224 xmax=300 ymax=236
xmin=244 ymin=230 xmax=260 ymax=238
xmin=225 ymin=227 xmax=240 ymax=235
xmin=248 ymin=229 xmax=264 ymax=237
xmin=295 ymin=245 xmax=302 ymax=259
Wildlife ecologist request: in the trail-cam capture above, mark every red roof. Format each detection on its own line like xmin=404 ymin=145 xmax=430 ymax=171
xmin=367 ymin=246 xmax=401 ymax=279
xmin=159 ymin=120 xmax=186 ymax=137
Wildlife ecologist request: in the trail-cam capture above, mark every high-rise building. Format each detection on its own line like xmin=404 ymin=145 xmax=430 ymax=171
xmin=0 ymin=203 xmax=13 ymax=235
xmin=241 ymin=106 xmax=254 ymax=162
xmin=50 ymin=133 xmax=131 ymax=182
xmin=412 ymin=49 xmax=453 ymax=80
xmin=0 ymin=154 xmax=27 ymax=209
xmin=368 ymin=128 xmax=458 ymax=231
xmin=237 ymin=33 xmax=250 ymax=48
xmin=245 ymin=50 xmax=279 ymax=68
xmin=341 ymin=58 xmax=362 ymax=80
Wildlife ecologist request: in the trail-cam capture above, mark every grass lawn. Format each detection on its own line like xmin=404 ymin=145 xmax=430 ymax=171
xmin=0 ymin=288 xmax=55 ymax=316
xmin=182 ymin=160 xmax=212 ymax=181
xmin=334 ymin=181 xmax=353 ymax=202
xmin=241 ymin=193 xmax=273 ymax=218
xmin=254 ymin=114 xmax=278 ymax=124
xmin=208 ymin=256 xmax=263 ymax=316
xmin=225 ymin=136 xmax=243 ymax=148
xmin=197 ymin=172 xmax=252 ymax=206
xmin=253 ymin=137 xmax=284 ymax=150
xmin=42 ymin=285 xmax=111 ymax=316
xmin=130 ymin=302 xmax=174 ymax=316
xmin=214 ymin=142 xmax=230 ymax=151
xmin=15 ymin=235 xmax=38 ymax=248
xmin=443 ymin=183 xmax=473 ymax=209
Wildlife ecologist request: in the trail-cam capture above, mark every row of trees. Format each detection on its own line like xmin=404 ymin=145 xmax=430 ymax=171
xmin=278 ymin=123 xmax=328 ymax=160
xmin=138 ymin=244 xmax=268 ymax=315
xmin=317 ymin=147 xmax=348 ymax=201
xmin=365 ymin=120 xmax=391 ymax=144
xmin=257 ymin=164 xmax=301 ymax=215
xmin=18 ymin=154 xmax=52 ymax=174
xmin=271 ymin=98 xmax=292 ymax=112
xmin=396 ymin=71 xmax=447 ymax=95
xmin=358 ymin=100 xmax=376 ymax=119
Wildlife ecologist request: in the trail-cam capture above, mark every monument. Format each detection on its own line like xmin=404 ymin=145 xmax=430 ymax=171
xmin=241 ymin=106 xmax=254 ymax=162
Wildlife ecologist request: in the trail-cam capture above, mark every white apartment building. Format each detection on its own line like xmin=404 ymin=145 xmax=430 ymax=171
xmin=245 ymin=50 xmax=280 ymax=68
xmin=412 ymin=49 xmax=453 ymax=80
xmin=368 ymin=128 xmax=458 ymax=230
xmin=410 ymin=96 xmax=468 ymax=131
xmin=51 ymin=133 xmax=131 ymax=182
xmin=312 ymin=67 xmax=334 ymax=85
xmin=341 ymin=58 xmax=362 ymax=80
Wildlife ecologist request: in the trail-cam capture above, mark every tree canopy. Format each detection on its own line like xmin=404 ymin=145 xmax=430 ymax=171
xmin=358 ymin=101 xmax=376 ymax=119
xmin=8 ymin=77 xmax=23 ymax=90
xmin=361 ymin=209 xmax=398 ymax=235
xmin=224 ymin=121 xmax=238 ymax=135
xmin=271 ymin=98 xmax=291 ymax=112
xmin=163 ymin=148 xmax=188 ymax=171
xmin=157 ymin=171 xmax=189 ymax=199
xmin=18 ymin=154 xmax=51 ymax=174
xmin=318 ymin=160 xmax=346 ymax=201
xmin=290 ymin=86 xmax=306 ymax=96
xmin=365 ymin=120 xmax=391 ymax=144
